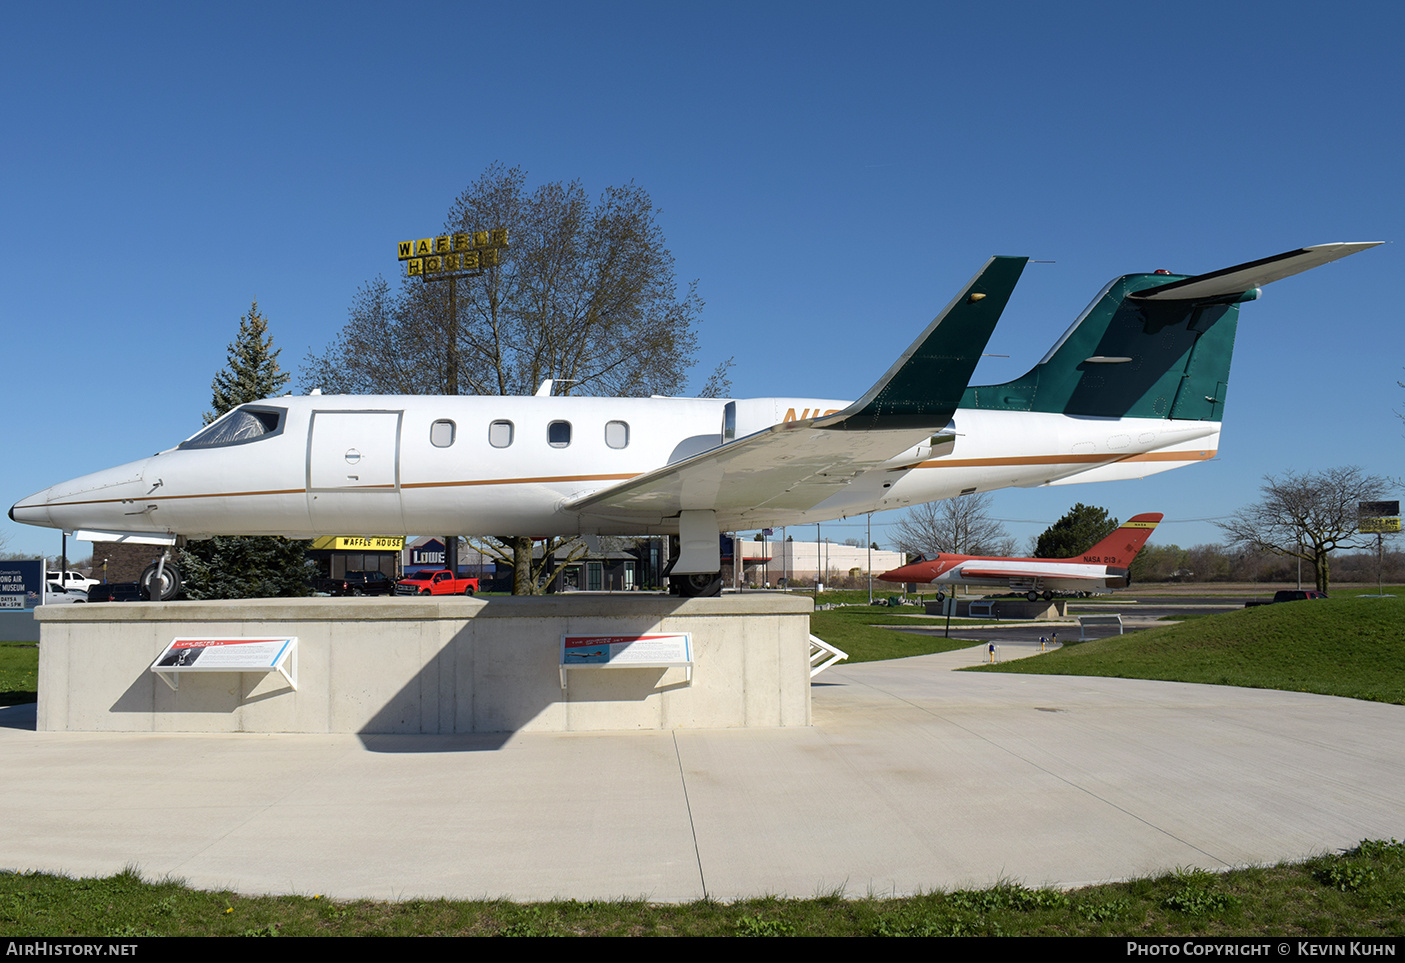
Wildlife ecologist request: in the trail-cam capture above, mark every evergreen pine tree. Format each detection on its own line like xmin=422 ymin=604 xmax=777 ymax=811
xmin=1032 ymin=503 xmax=1119 ymax=559
xmin=205 ymin=300 xmax=289 ymax=424
xmin=178 ymin=301 xmax=309 ymax=598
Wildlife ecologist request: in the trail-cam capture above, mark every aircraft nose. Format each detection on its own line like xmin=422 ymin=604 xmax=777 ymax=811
xmin=10 ymin=459 xmax=151 ymax=533
xmin=9 ymin=490 xmax=53 ymax=528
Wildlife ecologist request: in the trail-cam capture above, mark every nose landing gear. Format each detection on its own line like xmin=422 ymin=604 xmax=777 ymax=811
xmin=140 ymin=549 xmax=182 ymax=601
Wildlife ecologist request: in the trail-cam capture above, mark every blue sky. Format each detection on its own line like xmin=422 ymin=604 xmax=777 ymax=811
xmin=3 ymin=1 xmax=1400 ymax=561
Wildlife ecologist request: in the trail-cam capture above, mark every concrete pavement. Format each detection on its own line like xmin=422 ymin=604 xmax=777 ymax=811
xmin=3 ymin=644 xmax=1402 ymax=902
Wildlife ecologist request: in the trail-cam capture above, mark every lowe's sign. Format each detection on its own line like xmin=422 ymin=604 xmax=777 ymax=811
xmin=409 ymin=538 xmax=446 ymax=568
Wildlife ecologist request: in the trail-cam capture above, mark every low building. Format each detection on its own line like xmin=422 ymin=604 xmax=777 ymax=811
xmin=736 ymin=538 xmax=903 ymax=588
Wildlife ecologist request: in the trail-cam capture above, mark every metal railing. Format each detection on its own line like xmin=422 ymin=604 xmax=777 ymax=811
xmin=808 ymin=634 xmax=849 ymax=678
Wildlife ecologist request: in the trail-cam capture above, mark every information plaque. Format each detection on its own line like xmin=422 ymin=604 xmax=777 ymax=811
xmin=559 ymin=633 xmax=693 ymax=688
xmin=149 ymin=636 xmax=297 ymax=692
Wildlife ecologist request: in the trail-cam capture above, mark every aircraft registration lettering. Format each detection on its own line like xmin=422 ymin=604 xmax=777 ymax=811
xmin=783 ymin=407 xmax=841 ymax=422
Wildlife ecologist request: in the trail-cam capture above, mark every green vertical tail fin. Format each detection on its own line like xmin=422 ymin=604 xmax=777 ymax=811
xmin=960 ymin=243 xmax=1380 ymax=421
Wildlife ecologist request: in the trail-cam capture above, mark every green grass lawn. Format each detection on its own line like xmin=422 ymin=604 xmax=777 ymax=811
xmin=968 ymin=596 xmax=1405 ymax=705
xmin=0 ymin=643 xmax=37 ymax=705
xmin=5 ymin=839 xmax=1405 ymax=936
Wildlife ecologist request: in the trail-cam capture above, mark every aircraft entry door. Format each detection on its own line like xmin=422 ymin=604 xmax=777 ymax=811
xmin=307 ymin=410 xmax=405 ymax=534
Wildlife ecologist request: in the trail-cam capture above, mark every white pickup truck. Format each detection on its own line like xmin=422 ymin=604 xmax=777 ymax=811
xmin=47 ymin=570 xmax=99 ymax=592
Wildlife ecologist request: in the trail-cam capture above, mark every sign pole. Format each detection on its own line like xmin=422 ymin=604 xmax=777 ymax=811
xmin=1357 ymin=500 xmax=1399 ymax=598
xmin=398 ymin=229 xmax=509 ymax=579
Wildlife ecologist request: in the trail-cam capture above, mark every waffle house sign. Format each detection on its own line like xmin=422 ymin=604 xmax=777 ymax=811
xmin=398 ymin=229 xmax=509 ymax=278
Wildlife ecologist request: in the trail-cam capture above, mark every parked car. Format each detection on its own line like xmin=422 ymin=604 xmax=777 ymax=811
xmin=316 ymin=570 xmax=396 ymax=596
xmin=43 ymin=583 xmax=87 ymax=604
xmin=395 ymin=570 xmax=479 ymax=596
xmin=1244 ymin=590 xmax=1327 ymax=608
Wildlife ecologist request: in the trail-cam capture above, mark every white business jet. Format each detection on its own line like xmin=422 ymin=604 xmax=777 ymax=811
xmin=11 ymin=243 xmax=1379 ymax=597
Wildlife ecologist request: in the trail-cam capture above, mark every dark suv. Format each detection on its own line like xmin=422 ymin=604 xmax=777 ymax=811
xmin=320 ymin=571 xmax=396 ymax=596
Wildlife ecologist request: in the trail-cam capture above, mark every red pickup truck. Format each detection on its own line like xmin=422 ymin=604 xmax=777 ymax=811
xmin=395 ymin=570 xmax=480 ymax=596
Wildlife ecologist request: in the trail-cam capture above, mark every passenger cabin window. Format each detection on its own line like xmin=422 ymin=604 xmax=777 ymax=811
xmin=548 ymin=421 xmax=572 ymax=448
xmin=430 ymin=420 xmax=455 ymax=448
xmin=605 ymin=420 xmax=629 ymax=449
xmin=180 ymin=406 xmax=285 ymax=450
xmin=489 ymin=420 xmax=514 ymax=448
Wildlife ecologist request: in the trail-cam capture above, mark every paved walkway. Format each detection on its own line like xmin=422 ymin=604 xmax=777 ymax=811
xmin=3 ymin=646 xmax=1402 ymax=902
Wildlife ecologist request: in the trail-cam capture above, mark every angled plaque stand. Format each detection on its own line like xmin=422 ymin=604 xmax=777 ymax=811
xmin=559 ymin=632 xmax=693 ymax=689
xmin=150 ymin=636 xmax=298 ymax=692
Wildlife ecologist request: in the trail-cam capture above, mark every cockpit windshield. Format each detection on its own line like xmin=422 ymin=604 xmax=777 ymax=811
xmin=179 ymin=406 xmax=286 ymax=450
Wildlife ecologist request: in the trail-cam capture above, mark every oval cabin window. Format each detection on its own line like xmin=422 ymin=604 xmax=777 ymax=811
xmin=430 ymin=420 xmax=455 ymax=448
xmin=489 ymin=420 xmax=514 ymax=448
xmin=548 ymin=421 xmax=572 ymax=448
xmin=605 ymin=420 xmax=629 ymax=449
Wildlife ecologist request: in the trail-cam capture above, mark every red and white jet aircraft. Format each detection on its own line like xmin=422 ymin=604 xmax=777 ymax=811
xmin=880 ymin=513 xmax=1163 ymax=601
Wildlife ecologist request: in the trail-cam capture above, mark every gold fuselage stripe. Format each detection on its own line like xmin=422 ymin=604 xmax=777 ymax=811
xmin=34 ymin=453 xmax=1214 ymax=510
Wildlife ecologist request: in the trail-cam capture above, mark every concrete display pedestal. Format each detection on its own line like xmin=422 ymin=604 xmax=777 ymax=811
xmin=35 ymin=595 xmax=813 ymax=734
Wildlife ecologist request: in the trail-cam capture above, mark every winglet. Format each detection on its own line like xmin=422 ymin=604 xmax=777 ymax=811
xmin=1134 ymin=242 xmax=1382 ymax=302
xmin=817 ymin=255 xmax=1028 ymax=431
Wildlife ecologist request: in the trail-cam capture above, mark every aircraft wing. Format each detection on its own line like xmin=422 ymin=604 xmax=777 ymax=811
xmin=566 ymin=256 xmax=1029 ymax=528
xmin=568 ymin=416 xmax=938 ymax=526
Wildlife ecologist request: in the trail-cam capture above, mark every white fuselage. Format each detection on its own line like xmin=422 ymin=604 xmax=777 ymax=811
xmin=11 ymin=393 xmax=1219 ymax=539
xmin=929 ymin=560 xmax=1120 ymax=594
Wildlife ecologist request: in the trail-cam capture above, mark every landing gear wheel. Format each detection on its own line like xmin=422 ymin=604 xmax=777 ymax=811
xmin=1042 ymin=591 xmax=1053 ymax=601
xmin=140 ymin=562 xmax=182 ymax=601
xmin=935 ymin=591 xmax=946 ymax=602
xmin=672 ymin=572 xmax=722 ymax=598
xmin=1026 ymin=590 xmax=1038 ymax=602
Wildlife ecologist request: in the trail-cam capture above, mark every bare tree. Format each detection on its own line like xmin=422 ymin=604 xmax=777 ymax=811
xmin=456 ymin=535 xmax=583 ymax=595
xmin=891 ymin=492 xmax=1015 ymax=558
xmin=1217 ymin=466 xmax=1392 ymax=594
xmin=303 ymin=164 xmax=719 ymax=399
xmin=302 ymin=163 xmax=723 ymax=593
